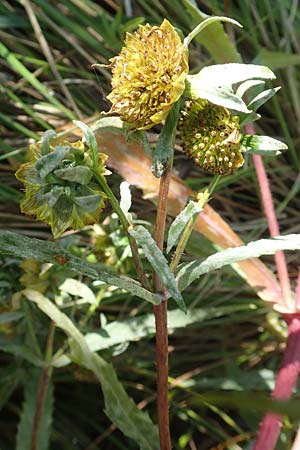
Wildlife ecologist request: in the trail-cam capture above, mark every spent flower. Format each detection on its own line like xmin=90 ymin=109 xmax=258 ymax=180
xmin=107 ymin=19 xmax=188 ymax=130
xmin=16 ymin=135 xmax=108 ymax=239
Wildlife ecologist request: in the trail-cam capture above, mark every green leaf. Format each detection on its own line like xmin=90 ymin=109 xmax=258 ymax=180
xmin=54 ymin=166 xmax=92 ymax=185
xmin=0 ymin=311 xmax=23 ymax=324
xmin=182 ymin=0 xmax=242 ymax=64
xmin=16 ymin=369 xmax=53 ymax=450
xmin=85 ymin=303 xmax=256 ymax=352
xmin=247 ymin=87 xmax=281 ymax=112
xmin=152 ymin=100 xmax=180 ymax=178
xmin=72 ymin=194 xmax=103 ymax=212
xmin=41 ymin=130 xmax=56 ymax=155
xmin=254 ymin=49 xmax=300 ymax=70
xmin=0 ymin=231 xmax=161 ymax=305
xmin=0 ymin=336 xmax=43 ymax=366
xmin=241 ymin=135 xmax=287 ymax=155
xmin=129 ymin=226 xmax=187 ymax=312
xmin=92 ymin=116 xmax=124 ymax=134
xmin=74 ymin=120 xmax=98 ymax=167
xmin=24 ymin=290 xmax=159 ymax=450
xmin=167 ymin=201 xmax=202 ymax=254
xmin=236 ymin=80 xmax=265 ymax=98
xmin=35 ymin=146 xmax=69 ymax=179
xmin=59 ymin=278 xmax=96 ymax=304
xmin=184 ymin=15 xmax=242 ymax=48
xmin=177 ymin=234 xmax=300 ymax=291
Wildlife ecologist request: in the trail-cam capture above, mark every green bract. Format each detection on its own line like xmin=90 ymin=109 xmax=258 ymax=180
xmin=16 ymin=134 xmax=108 ymax=239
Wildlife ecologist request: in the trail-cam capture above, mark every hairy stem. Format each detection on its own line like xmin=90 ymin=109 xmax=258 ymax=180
xmin=153 ymin=160 xmax=173 ymax=450
xmin=31 ymin=320 xmax=55 ymax=450
xmin=245 ymin=123 xmax=292 ymax=310
xmin=253 ymin=315 xmax=300 ymax=450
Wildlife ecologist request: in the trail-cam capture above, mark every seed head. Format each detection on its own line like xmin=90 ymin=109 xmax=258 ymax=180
xmin=179 ymin=99 xmax=244 ymax=175
xmin=107 ymin=19 xmax=188 ymax=130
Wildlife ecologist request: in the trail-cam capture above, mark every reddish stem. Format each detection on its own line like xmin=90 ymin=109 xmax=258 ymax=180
xmin=153 ymin=166 xmax=172 ymax=450
xmin=245 ymin=123 xmax=291 ymax=310
xmin=253 ymin=315 xmax=300 ymax=450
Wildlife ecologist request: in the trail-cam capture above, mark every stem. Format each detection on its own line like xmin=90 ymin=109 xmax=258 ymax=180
xmin=253 ymin=315 xmax=300 ymax=450
xmin=93 ymin=170 xmax=150 ymax=290
xmin=153 ymin=160 xmax=173 ymax=450
xmin=31 ymin=321 xmax=55 ymax=450
xmin=245 ymin=123 xmax=292 ymax=310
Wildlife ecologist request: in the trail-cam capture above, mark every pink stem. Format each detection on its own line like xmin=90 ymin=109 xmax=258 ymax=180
xmin=295 ymin=271 xmax=300 ymax=311
xmin=253 ymin=315 xmax=300 ymax=450
xmin=245 ymin=123 xmax=291 ymax=309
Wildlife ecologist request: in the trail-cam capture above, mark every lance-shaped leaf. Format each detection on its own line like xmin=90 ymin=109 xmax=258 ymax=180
xmin=74 ymin=120 xmax=98 ymax=167
xmin=152 ymin=100 xmax=180 ymax=178
xmin=24 ymin=290 xmax=159 ymax=450
xmin=129 ymin=226 xmax=187 ymax=312
xmin=167 ymin=201 xmax=202 ymax=254
xmin=0 ymin=231 xmax=160 ymax=305
xmin=241 ymin=135 xmax=287 ymax=156
xmin=184 ymin=16 xmax=242 ymax=48
xmin=177 ymin=234 xmax=300 ymax=291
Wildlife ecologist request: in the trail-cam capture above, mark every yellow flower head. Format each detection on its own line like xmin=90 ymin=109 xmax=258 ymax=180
xmin=179 ymin=99 xmax=244 ymax=175
xmin=107 ymin=19 xmax=188 ymax=130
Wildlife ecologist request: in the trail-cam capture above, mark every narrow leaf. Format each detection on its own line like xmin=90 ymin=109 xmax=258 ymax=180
xmin=241 ymin=135 xmax=287 ymax=155
xmin=129 ymin=226 xmax=187 ymax=312
xmin=177 ymin=234 xmax=300 ymax=291
xmin=152 ymin=100 xmax=180 ymax=178
xmin=120 ymin=181 xmax=132 ymax=215
xmin=74 ymin=120 xmax=98 ymax=167
xmin=184 ymin=16 xmax=242 ymax=48
xmin=167 ymin=201 xmax=202 ymax=254
xmin=247 ymin=87 xmax=281 ymax=112
xmin=59 ymin=278 xmax=96 ymax=304
xmin=0 ymin=231 xmax=161 ymax=305
xmin=24 ymin=290 xmax=159 ymax=450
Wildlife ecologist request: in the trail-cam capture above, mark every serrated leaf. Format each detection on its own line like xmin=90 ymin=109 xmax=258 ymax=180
xmin=152 ymin=100 xmax=180 ymax=178
xmin=177 ymin=234 xmax=300 ymax=291
xmin=247 ymin=87 xmax=281 ymax=112
xmin=167 ymin=201 xmax=202 ymax=254
xmin=241 ymin=135 xmax=287 ymax=155
xmin=0 ymin=231 xmax=161 ymax=305
xmin=74 ymin=120 xmax=98 ymax=167
xmin=16 ymin=369 xmax=53 ymax=450
xmin=59 ymin=278 xmax=96 ymax=304
xmin=24 ymin=290 xmax=159 ymax=450
xmin=129 ymin=226 xmax=187 ymax=312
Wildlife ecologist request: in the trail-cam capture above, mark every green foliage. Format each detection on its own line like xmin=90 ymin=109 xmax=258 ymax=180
xmin=167 ymin=201 xmax=202 ymax=254
xmin=24 ymin=290 xmax=159 ymax=450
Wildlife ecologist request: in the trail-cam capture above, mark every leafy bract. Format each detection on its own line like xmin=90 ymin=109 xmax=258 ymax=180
xmin=129 ymin=226 xmax=187 ymax=312
xmin=177 ymin=234 xmax=300 ymax=291
xmin=241 ymin=135 xmax=287 ymax=156
xmin=24 ymin=290 xmax=159 ymax=450
xmin=0 ymin=231 xmax=161 ymax=305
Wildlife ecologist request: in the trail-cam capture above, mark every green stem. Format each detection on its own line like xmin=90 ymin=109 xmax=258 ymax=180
xmin=170 ymin=175 xmax=220 ymax=273
xmin=92 ymin=170 xmax=150 ymax=290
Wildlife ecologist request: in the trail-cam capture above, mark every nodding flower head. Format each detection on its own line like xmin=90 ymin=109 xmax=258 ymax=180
xmin=107 ymin=19 xmax=188 ymax=130
xmin=179 ymin=99 xmax=244 ymax=175
xmin=16 ymin=136 xmax=108 ymax=239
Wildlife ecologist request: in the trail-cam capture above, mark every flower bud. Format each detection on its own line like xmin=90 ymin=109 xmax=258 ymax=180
xmin=179 ymin=99 xmax=244 ymax=175
xmin=16 ymin=136 xmax=108 ymax=238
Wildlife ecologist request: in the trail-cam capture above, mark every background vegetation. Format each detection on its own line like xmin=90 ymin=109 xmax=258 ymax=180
xmin=1 ymin=1 xmax=300 ymax=449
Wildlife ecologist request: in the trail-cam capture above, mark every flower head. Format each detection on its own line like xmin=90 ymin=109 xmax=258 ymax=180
xmin=107 ymin=19 xmax=188 ymax=130
xmin=16 ymin=136 xmax=108 ymax=239
xmin=179 ymin=99 xmax=244 ymax=175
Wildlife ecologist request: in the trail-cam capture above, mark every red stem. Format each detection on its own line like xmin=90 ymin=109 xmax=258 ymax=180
xmin=153 ymin=166 xmax=172 ymax=450
xmin=245 ymin=123 xmax=291 ymax=310
xmin=253 ymin=315 xmax=300 ymax=450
